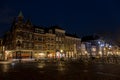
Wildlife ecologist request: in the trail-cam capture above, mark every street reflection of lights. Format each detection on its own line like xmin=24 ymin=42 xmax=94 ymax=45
xmin=37 ymin=62 xmax=46 ymax=68
xmin=11 ymin=62 xmax=15 ymax=68
xmin=58 ymin=62 xmax=63 ymax=66
xmin=57 ymin=62 xmax=66 ymax=71
xmin=2 ymin=64 xmax=10 ymax=72
xmin=57 ymin=66 xmax=65 ymax=71
xmin=0 ymin=61 xmax=11 ymax=64
xmin=83 ymin=70 xmax=88 ymax=72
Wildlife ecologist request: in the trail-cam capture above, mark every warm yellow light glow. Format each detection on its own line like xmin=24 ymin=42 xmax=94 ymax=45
xmin=60 ymin=50 xmax=63 ymax=53
xmin=104 ymin=48 xmax=106 ymax=50
xmin=5 ymin=51 xmax=11 ymax=55
xmin=92 ymin=48 xmax=96 ymax=51
xmin=38 ymin=53 xmax=45 ymax=56
xmin=48 ymin=54 xmax=53 ymax=57
xmin=99 ymin=51 xmax=102 ymax=55
xmin=116 ymin=52 xmax=119 ymax=55
xmin=108 ymin=48 xmax=111 ymax=50
xmin=85 ymin=51 xmax=87 ymax=54
xmin=108 ymin=52 xmax=113 ymax=55
xmin=37 ymin=62 xmax=46 ymax=68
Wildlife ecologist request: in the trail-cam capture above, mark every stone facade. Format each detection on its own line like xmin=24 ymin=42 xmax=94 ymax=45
xmin=3 ymin=12 xmax=81 ymax=60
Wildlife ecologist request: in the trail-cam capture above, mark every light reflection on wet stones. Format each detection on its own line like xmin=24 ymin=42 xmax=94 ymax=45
xmin=0 ymin=61 xmax=119 ymax=80
xmin=1 ymin=64 xmax=10 ymax=72
xmin=37 ymin=62 xmax=46 ymax=69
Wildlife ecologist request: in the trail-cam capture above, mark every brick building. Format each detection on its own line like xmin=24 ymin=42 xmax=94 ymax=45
xmin=3 ymin=11 xmax=81 ymax=60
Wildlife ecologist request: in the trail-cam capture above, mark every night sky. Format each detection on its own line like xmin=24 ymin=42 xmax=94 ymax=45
xmin=0 ymin=0 xmax=120 ymax=37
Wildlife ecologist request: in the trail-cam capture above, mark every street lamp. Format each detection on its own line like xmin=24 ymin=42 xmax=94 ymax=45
xmin=60 ymin=49 xmax=63 ymax=58
xmin=60 ymin=50 xmax=63 ymax=53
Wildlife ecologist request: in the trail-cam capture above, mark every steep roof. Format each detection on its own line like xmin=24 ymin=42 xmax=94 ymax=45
xmin=26 ymin=19 xmax=32 ymax=25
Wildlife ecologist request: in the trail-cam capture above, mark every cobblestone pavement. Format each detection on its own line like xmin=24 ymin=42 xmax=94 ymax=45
xmin=0 ymin=61 xmax=120 ymax=80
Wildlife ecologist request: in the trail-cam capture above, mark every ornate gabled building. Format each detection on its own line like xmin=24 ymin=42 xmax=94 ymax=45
xmin=3 ymin=11 xmax=81 ymax=60
xmin=4 ymin=11 xmax=34 ymax=60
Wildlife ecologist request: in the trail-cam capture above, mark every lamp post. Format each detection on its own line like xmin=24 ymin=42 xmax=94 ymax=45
xmin=60 ymin=49 xmax=63 ymax=60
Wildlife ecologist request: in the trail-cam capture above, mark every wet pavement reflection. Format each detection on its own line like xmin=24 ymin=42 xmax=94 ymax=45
xmin=0 ymin=61 xmax=120 ymax=80
xmin=1 ymin=64 xmax=10 ymax=72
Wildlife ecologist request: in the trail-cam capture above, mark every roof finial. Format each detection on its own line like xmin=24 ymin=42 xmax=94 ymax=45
xmin=17 ymin=11 xmax=24 ymax=22
xmin=18 ymin=11 xmax=23 ymax=17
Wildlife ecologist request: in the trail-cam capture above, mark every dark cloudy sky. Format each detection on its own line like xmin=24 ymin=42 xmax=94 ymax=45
xmin=0 ymin=0 xmax=120 ymax=37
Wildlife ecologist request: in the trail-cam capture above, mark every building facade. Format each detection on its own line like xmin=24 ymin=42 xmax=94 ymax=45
xmin=3 ymin=12 xmax=81 ymax=60
xmin=81 ymin=34 xmax=120 ymax=58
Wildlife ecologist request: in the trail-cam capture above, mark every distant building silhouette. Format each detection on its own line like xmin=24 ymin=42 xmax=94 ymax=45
xmin=81 ymin=34 xmax=119 ymax=58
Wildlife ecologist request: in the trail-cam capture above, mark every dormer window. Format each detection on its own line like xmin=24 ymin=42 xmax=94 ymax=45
xmin=49 ymin=30 xmax=52 ymax=34
xmin=35 ymin=28 xmax=44 ymax=34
